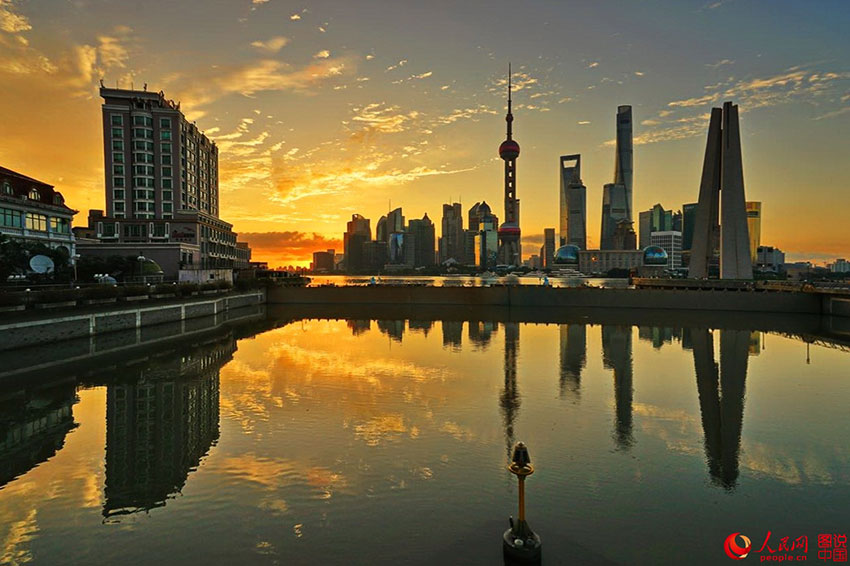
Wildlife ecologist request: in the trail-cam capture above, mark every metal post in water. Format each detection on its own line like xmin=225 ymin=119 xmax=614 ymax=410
xmin=503 ymin=441 xmax=541 ymax=563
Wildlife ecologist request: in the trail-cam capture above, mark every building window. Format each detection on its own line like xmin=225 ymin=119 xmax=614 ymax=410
xmin=26 ymin=213 xmax=47 ymax=231
xmin=1 ymin=207 xmax=23 ymax=228
xmin=114 ymin=202 xmax=125 ymax=212
xmin=133 ymin=128 xmax=153 ymax=139
xmin=50 ymin=217 xmax=70 ymax=234
xmin=114 ymin=213 xmax=124 ymax=219
xmin=123 ymin=224 xmax=147 ymax=238
xmin=102 ymin=222 xmax=116 ymax=237
xmin=111 ymin=127 xmax=123 ymax=138
xmin=114 ymin=177 xmax=125 ymax=187
xmin=53 ymin=194 xmax=64 ymax=206
xmin=161 ymin=130 xmax=172 ymax=141
xmin=111 ymin=114 xmax=123 ymax=126
xmin=162 ymin=155 xmax=172 ymax=166
xmin=134 ymin=141 xmax=154 ymax=151
xmin=134 ymin=152 xmax=154 ymax=164
xmin=112 ymin=140 xmax=124 ymax=151
xmin=113 ymin=152 xmax=124 ymax=163
xmin=28 ymin=188 xmax=40 ymax=200
xmin=133 ymin=116 xmax=153 ymax=127
xmin=114 ymin=189 xmax=125 ymax=200
xmin=160 ymin=118 xmax=171 ymax=129
xmin=163 ymin=190 xmax=173 ymax=201
xmin=162 ymin=166 xmax=172 ymax=177
xmin=162 ymin=178 xmax=173 ymax=189
xmin=153 ymin=223 xmax=166 ymax=237
xmin=2 ymin=181 xmax=11 ymax=195
xmin=161 ymin=143 xmax=171 ymax=154
xmin=134 ymin=165 xmax=154 ymax=176
xmin=113 ymin=164 xmax=124 ymax=175
xmin=163 ymin=202 xmax=173 ymax=213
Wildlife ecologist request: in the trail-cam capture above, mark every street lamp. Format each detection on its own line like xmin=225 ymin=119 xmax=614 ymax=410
xmin=503 ymin=441 xmax=541 ymax=563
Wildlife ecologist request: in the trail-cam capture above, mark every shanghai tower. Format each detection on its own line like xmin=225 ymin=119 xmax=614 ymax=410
xmin=497 ymin=65 xmax=521 ymax=266
xmin=600 ymin=105 xmax=634 ymax=249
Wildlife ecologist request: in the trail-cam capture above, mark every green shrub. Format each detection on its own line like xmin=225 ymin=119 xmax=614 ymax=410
xmin=0 ymin=292 xmax=25 ymax=306
xmin=81 ymin=286 xmax=119 ymax=299
xmin=177 ymin=283 xmax=199 ymax=297
xmin=122 ymin=284 xmax=149 ymax=297
xmin=34 ymin=289 xmax=78 ymax=303
xmin=200 ymin=282 xmax=219 ymax=292
xmin=152 ymin=283 xmax=179 ymax=296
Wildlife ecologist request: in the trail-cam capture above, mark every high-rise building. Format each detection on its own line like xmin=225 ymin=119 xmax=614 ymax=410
xmin=690 ymin=101 xmax=753 ymax=279
xmin=559 ymin=154 xmax=587 ymax=249
xmin=405 ymin=213 xmax=435 ymax=267
xmin=650 ymin=231 xmax=683 ymax=270
xmin=682 ymin=203 xmax=698 ymax=251
xmin=497 ymin=66 xmax=521 ymax=266
xmin=311 ymin=249 xmax=335 ymax=272
xmin=746 ymin=201 xmax=761 ymax=264
xmin=78 ymin=87 xmax=250 ymax=275
xmin=614 ymin=105 xmax=634 ymax=222
xmin=542 ymin=228 xmax=556 ymax=268
xmin=344 ymin=214 xmax=371 ymax=273
xmin=439 ymin=202 xmax=464 ymax=263
xmin=639 ymin=203 xmax=674 ymax=248
xmin=600 ymin=183 xmax=630 ymax=249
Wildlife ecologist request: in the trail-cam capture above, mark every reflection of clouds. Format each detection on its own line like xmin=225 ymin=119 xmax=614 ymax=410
xmin=0 ymin=508 xmax=38 ymax=566
xmin=439 ymin=421 xmax=476 ymax=442
xmin=354 ymin=415 xmax=407 ymax=446
xmin=213 ymin=453 xmax=348 ymax=502
xmin=634 ymin=402 xmax=850 ymax=485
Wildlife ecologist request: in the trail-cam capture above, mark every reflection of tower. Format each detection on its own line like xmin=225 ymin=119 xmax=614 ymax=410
xmin=347 ymin=319 xmax=371 ymax=336
xmin=377 ymin=320 xmax=405 ymax=342
xmin=441 ymin=321 xmax=463 ymax=350
xmin=499 ymin=322 xmax=521 ymax=459
xmin=103 ymin=337 xmax=232 ymax=518
xmin=497 ymin=65 xmax=521 ymax=266
xmin=408 ymin=320 xmax=434 ymax=336
xmin=0 ymin=382 xmax=77 ymax=489
xmin=692 ymin=329 xmax=749 ymax=490
xmin=602 ymin=325 xmax=634 ymax=449
xmin=559 ymin=324 xmax=586 ymax=399
xmin=469 ymin=320 xmax=498 ymax=350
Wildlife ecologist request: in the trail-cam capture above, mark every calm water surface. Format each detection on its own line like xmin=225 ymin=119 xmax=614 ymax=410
xmin=1 ymin=310 xmax=849 ymax=565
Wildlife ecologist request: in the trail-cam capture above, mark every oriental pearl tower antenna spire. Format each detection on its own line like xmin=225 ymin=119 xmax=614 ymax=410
xmin=497 ymin=63 xmax=521 ymax=267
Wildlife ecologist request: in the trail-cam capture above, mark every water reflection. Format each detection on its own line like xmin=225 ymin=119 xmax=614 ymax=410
xmin=558 ymin=325 xmax=586 ymax=400
xmin=690 ymin=328 xmax=749 ymax=490
xmin=102 ymin=337 xmax=233 ymax=519
xmin=0 ymin=381 xmax=78 ymax=489
xmin=500 ymin=323 xmax=521 ymax=459
xmin=602 ymin=325 xmax=635 ymax=450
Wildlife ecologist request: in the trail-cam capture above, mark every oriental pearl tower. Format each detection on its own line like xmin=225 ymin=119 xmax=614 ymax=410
xmin=497 ymin=64 xmax=521 ymax=266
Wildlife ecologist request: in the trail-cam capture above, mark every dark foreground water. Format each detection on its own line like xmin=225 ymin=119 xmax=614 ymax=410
xmin=1 ymin=308 xmax=849 ymax=565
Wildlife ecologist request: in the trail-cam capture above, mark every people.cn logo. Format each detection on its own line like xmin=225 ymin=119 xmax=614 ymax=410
xmin=724 ymin=533 xmax=752 ymax=560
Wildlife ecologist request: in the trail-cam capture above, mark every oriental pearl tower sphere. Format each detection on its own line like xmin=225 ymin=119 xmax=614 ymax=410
xmin=497 ymin=64 xmax=521 ymax=267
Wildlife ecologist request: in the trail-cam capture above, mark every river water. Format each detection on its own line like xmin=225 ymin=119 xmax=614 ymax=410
xmin=1 ymin=308 xmax=848 ymax=565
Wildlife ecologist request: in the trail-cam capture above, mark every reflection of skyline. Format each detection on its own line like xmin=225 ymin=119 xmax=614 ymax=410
xmin=499 ymin=322 xmax=520 ymax=460
xmin=377 ymin=320 xmax=405 ymax=342
xmin=0 ymin=382 xmax=77 ymax=490
xmin=469 ymin=320 xmax=498 ymax=350
xmin=408 ymin=320 xmax=434 ymax=336
xmin=559 ymin=324 xmax=586 ymax=400
xmin=347 ymin=319 xmax=371 ymax=336
xmin=442 ymin=320 xmax=463 ymax=350
xmin=602 ymin=325 xmax=634 ymax=450
xmin=690 ymin=328 xmax=749 ymax=490
xmin=103 ymin=336 xmax=234 ymax=518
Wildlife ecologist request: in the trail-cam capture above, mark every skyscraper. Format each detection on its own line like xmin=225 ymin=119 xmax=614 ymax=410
xmin=682 ymin=203 xmax=698 ymax=251
xmin=639 ymin=203 xmax=674 ymax=248
xmin=690 ymin=102 xmax=753 ymax=279
xmin=746 ymin=201 xmax=761 ymax=264
xmin=601 ymin=106 xmax=635 ymax=250
xmin=405 ymin=213 xmax=435 ymax=267
xmin=542 ymin=228 xmax=556 ymax=268
xmin=439 ymin=202 xmax=464 ymax=263
xmin=559 ymin=154 xmax=587 ymax=249
xmin=497 ymin=66 xmax=521 ymax=266
xmin=615 ymin=105 xmax=634 ymax=222
xmin=343 ymin=214 xmax=371 ymax=273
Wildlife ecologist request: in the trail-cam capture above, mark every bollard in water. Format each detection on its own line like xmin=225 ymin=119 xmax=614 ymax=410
xmin=503 ymin=441 xmax=541 ymax=563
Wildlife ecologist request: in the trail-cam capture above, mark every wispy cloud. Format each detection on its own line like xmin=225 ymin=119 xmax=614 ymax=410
xmin=0 ymin=0 xmax=31 ymax=33
xmin=314 ymin=49 xmax=330 ymax=59
xmin=706 ymin=58 xmax=734 ymax=69
xmin=251 ymin=36 xmax=289 ymax=54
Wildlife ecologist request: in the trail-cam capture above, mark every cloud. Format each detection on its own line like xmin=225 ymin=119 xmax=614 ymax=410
xmin=577 ymin=120 xmax=590 ymax=125
xmin=250 ymin=36 xmax=289 ymax=53
xmin=634 ymin=71 xmax=645 ymax=76
xmin=239 ymin=231 xmax=342 ymax=266
xmin=314 ymin=49 xmax=330 ymax=59
xmin=385 ymin=59 xmax=407 ymax=72
xmin=706 ymin=58 xmax=735 ymax=69
xmin=350 ymin=102 xmax=417 ymax=134
xmin=166 ymin=56 xmax=356 ymax=107
xmin=290 ymin=13 xmax=301 ymax=20
xmin=587 ymin=62 xmax=599 ymax=68
xmin=410 ymin=71 xmax=432 ymax=80
xmin=0 ymin=0 xmax=31 ymax=33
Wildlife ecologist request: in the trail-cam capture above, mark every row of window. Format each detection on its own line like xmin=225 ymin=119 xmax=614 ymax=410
xmin=113 ymin=189 xmax=174 ymax=201
xmin=111 ymin=114 xmax=171 ymax=129
xmin=111 ymin=140 xmax=173 ymax=153
xmin=0 ymin=207 xmax=69 ymax=233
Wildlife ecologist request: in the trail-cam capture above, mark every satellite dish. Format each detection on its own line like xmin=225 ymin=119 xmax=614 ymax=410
xmin=29 ymin=255 xmax=55 ymax=274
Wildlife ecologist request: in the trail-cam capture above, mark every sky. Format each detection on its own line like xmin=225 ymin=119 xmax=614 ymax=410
xmin=1 ymin=0 xmax=849 ymax=267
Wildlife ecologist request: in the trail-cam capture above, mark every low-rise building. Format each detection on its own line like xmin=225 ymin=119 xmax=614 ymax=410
xmin=650 ymin=230 xmax=683 ymax=270
xmin=755 ymin=245 xmax=785 ymax=274
xmin=1 ymin=166 xmax=77 ymax=260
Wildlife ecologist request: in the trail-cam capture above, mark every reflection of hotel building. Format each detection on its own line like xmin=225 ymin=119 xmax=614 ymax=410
xmin=76 ymin=88 xmax=251 ymax=278
xmin=1 ymin=166 xmax=77 ymax=261
xmin=0 ymin=382 xmax=77 ymax=489
xmin=103 ymin=336 xmax=233 ymax=518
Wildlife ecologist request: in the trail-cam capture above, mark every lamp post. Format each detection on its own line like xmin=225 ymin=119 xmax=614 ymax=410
xmin=503 ymin=441 xmax=541 ymax=563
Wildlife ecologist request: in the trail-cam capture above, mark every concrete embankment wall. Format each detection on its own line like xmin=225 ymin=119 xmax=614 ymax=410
xmin=267 ymin=285 xmax=826 ymax=315
xmin=0 ymin=290 xmax=265 ymax=351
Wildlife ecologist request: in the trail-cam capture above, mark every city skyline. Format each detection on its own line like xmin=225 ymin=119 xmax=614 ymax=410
xmin=1 ymin=1 xmax=849 ymax=266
